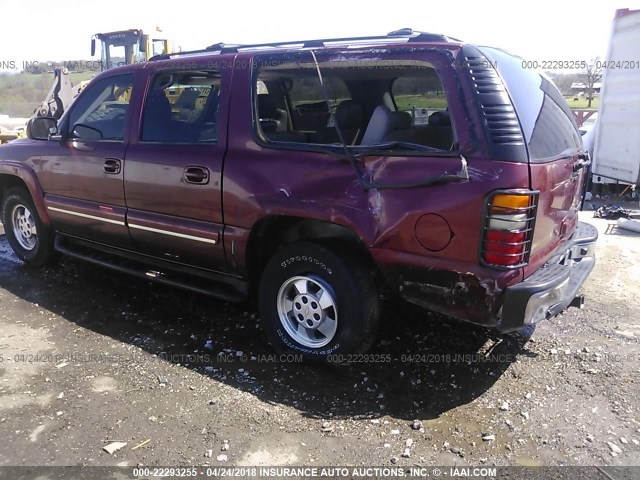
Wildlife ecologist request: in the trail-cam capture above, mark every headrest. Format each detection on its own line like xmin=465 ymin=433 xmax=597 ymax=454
xmin=257 ymin=94 xmax=278 ymax=119
xmin=390 ymin=110 xmax=412 ymax=130
xmin=335 ymin=100 xmax=364 ymax=130
xmin=176 ymin=88 xmax=200 ymax=108
xmin=428 ymin=110 xmax=451 ymax=127
xmin=360 ymin=104 xmax=393 ymax=145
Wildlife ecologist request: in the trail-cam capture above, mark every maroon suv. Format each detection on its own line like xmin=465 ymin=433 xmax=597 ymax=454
xmin=0 ymin=30 xmax=597 ymax=359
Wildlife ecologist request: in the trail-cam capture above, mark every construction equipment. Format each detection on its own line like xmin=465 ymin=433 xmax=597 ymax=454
xmin=32 ymin=28 xmax=172 ymax=121
xmin=1 ymin=28 xmax=171 ymax=144
xmin=31 ymin=68 xmax=82 ymax=120
xmin=91 ymin=27 xmax=172 ymax=70
xmin=0 ymin=115 xmax=29 ymax=144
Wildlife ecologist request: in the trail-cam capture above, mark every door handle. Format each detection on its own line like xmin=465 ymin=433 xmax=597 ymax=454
xmin=104 ymin=158 xmax=121 ymax=174
xmin=184 ymin=166 xmax=209 ymax=184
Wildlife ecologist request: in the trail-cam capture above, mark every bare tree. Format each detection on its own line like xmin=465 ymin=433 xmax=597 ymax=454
xmin=547 ymin=72 xmax=580 ymax=96
xmin=580 ymin=58 xmax=604 ymax=108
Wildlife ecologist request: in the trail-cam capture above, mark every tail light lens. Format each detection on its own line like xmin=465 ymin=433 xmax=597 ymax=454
xmin=482 ymin=191 xmax=538 ymax=268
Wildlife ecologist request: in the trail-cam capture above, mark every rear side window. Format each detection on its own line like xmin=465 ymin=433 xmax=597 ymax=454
xmin=289 ymin=76 xmax=351 ymax=109
xmin=479 ymin=47 xmax=582 ymax=162
xmin=141 ymin=70 xmax=221 ymax=144
xmin=391 ymin=72 xmax=448 ymax=123
xmin=254 ymin=54 xmax=456 ymax=152
xmin=68 ymin=74 xmax=134 ymax=141
xmin=292 ymin=76 xmax=350 ymax=132
xmin=528 ymin=94 xmax=583 ymax=161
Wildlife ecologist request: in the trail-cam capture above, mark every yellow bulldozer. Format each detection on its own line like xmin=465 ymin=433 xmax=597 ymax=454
xmin=91 ymin=27 xmax=172 ymax=70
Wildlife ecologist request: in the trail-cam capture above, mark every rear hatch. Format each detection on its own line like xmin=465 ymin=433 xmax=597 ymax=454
xmin=477 ymin=47 xmax=586 ymax=275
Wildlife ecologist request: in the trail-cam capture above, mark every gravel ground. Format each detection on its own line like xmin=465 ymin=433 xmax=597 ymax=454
xmin=0 ymin=209 xmax=639 ymax=471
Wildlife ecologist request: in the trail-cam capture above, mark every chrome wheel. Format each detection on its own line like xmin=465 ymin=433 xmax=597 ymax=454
xmin=277 ymin=275 xmax=338 ymax=348
xmin=11 ymin=204 xmax=37 ymax=251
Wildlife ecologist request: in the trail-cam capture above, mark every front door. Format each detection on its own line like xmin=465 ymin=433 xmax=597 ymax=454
xmin=37 ymin=73 xmax=135 ymax=248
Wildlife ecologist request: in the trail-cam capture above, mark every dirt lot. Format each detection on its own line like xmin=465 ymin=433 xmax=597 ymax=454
xmin=0 ymin=208 xmax=639 ymax=472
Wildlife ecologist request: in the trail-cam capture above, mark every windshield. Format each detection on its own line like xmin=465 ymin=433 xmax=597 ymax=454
xmin=98 ymin=32 xmax=145 ymax=70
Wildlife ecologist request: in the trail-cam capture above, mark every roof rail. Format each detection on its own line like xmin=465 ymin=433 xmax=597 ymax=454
xmin=149 ymin=28 xmax=461 ymax=61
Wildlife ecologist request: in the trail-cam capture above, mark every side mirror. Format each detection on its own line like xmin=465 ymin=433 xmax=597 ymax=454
xmin=91 ymin=37 xmax=96 ymax=57
xmin=27 ymin=117 xmax=57 ymax=140
xmin=72 ymin=124 xmax=103 ymax=141
xmin=140 ymin=35 xmax=148 ymax=53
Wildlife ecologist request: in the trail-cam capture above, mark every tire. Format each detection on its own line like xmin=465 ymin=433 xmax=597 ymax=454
xmin=258 ymin=242 xmax=380 ymax=359
xmin=2 ymin=187 xmax=55 ymax=266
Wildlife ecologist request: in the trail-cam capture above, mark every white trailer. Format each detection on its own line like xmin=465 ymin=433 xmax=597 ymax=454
xmin=590 ymin=8 xmax=640 ymax=187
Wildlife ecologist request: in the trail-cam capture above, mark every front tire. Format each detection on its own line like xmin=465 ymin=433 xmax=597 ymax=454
xmin=259 ymin=242 xmax=380 ymax=359
xmin=2 ymin=187 xmax=55 ymax=266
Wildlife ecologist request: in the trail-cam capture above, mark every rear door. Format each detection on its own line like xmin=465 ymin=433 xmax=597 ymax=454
xmin=478 ymin=48 xmax=586 ymax=274
xmin=123 ymin=67 xmax=229 ymax=271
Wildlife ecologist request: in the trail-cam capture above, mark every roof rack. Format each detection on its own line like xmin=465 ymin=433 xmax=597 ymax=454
xmin=149 ymin=28 xmax=461 ymax=61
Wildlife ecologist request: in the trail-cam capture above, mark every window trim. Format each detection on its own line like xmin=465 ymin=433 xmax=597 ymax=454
xmin=251 ymin=50 xmax=462 ymax=157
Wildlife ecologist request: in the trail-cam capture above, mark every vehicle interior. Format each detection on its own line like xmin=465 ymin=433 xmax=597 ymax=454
xmin=68 ymin=75 xmax=134 ymax=141
xmin=255 ymin=59 xmax=456 ymax=152
xmin=141 ymin=71 xmax=221 ymax=143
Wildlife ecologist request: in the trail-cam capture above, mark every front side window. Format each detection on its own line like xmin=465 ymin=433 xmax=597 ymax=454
xmin=141 ymin=70 xmax=221 ymax=144
xmin=253 ymin=54 xmax=455 ymax=152
xmin=68 ymin=73 xmax=134 ymax=142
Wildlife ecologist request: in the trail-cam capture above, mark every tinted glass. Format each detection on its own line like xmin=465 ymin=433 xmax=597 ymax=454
xmin=68 ymin=74 xmax=134 ymax=141
xmin=529 ymin=94 xmax=583 ymax=161
xmin=141 ymin=70 xmax=221 ymax=144
xmin=479 ymin=47 xmax=582 ymax=162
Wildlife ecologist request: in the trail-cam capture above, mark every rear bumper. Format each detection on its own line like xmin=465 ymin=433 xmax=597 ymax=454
xmin=498 ymin=221 xmax=598 ymax=332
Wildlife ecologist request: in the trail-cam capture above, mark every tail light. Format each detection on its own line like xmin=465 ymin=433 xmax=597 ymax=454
xmin=481 ymin=191 xmax=538 ymax=268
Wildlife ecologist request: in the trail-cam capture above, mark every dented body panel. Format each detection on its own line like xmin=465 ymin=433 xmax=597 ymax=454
xmin=0 ymin=37 xmax=597 ymax=333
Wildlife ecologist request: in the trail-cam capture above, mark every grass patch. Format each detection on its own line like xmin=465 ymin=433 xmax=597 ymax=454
xmin=395 ymin=94 xmax=448 ymax=111
xmin=564 ymin=96 xmax=599 ymax=110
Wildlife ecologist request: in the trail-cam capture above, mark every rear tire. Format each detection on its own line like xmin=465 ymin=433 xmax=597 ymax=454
xmin=258 ymin=242 xmax=380 ymax=360
xmin=2 ymin=187 xmax=55 ymax=267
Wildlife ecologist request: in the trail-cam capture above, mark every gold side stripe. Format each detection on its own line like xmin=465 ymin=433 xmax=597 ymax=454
xmin=128 ymin=223 xmax=218 ymax=244
xmin=47 ymin=206 xmax=125 ymax=226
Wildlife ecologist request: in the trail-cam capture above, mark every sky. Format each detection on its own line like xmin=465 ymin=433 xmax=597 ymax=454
xmin=0 ymin=0 xmax=639 ymax=70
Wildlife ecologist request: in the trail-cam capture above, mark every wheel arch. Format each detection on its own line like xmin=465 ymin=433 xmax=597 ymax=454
xmin=245 ymin=215 xmax=383 ymax=293
xmin=0 ymin=166 xmax=50 ymax=226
